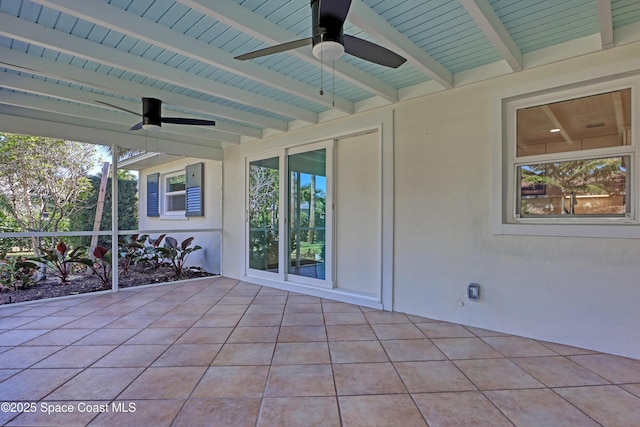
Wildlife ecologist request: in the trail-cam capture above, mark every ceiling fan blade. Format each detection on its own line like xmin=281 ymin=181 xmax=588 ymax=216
xmin=96 ymin=100 xmax=140 ymax=116
xmin=343 ymin=35 xmax=407 ymax=68
xmin=234 ymin=38 xmax=312 ymax=60
xmin=318 ymin=0 xmax=352 ymax=26
xmin=162 ymin=117 xmax=216 ymax=126
xmin=129 ymin=122 xmax=143 ymax=131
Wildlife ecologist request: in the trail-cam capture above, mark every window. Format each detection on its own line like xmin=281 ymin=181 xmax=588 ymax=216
xmin=146 ymin=163 xmax=204 ymax=218
xmin=164 ymin=171 xmax=186 ymax=215
xmin=502 ymin=80 xmax=637 ymax=231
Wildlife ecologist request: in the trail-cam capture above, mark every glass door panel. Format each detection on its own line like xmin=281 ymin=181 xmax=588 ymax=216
xmin=248 ymin=157 xmax=280 ymax=272
xmin=288 ymin=149 xmax=327 ymax=280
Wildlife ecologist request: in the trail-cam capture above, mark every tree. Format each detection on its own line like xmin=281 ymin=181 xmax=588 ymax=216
xmin=0 ymin=133 xmax=96 ymax=253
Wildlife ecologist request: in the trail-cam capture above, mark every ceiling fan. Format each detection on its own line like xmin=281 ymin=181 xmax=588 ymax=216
xmin=96 ymin=97 xmax=216 ymax=131
xmin=234 ymin=0 xmax=406 ymax=68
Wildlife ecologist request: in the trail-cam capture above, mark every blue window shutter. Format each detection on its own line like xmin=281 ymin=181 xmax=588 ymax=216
xmin=147 ymin=173 xmax=160 ymax=217
xmin=185 ymin=163 xmax=204 ymax=217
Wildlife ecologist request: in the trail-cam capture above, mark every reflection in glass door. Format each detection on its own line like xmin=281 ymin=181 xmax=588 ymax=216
xmin=248 ymin=157 xmax=279 ymax=272
xmin=288 ymin=149 xmax=326 ymax=280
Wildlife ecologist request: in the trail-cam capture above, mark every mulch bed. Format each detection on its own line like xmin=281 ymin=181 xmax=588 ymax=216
xmin=0 ymin=263 xmax=214 ymax=305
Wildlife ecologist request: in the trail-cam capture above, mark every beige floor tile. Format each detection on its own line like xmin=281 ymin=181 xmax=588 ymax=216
xmin=6 ymin=400 xmax=104 ymax=426
xmin=483 ymin=336 xmax=559 ymax=357
xmin=285 ymin=303 xmax=323 ymax=313
xmin=485 ymin=389 xmax=600 ymax=426
xmin=371 ymin=323 xmax=426 ymax=340
xmin=119 ymin=366 xmax=206 ymax=399
xmin=0 ymin=369 xmax=20 ymax=382
xmin=168 ymin=303 xmax=213 ymax=316
xmin=89 ymin=399 xmax=184 ymax=427
xmin=194 ymin=313 xmax=245 ymax=328
xmin=555 ymin=385 xmax=640 ymax=426
xmin=238 ymin=313 xmax=283 ymax=326
xmin=206 ymin=304 xmax=250 ymax=315
xmin=454 ymin=358 xmax=544 ymax=390
xmin=0 ymin=345 xmax=63 ymax=368
xmin=192 ymin=365 xmax=269 ymax=398
xmin=227 ymin=326 xmax=279 ymax=343
xmin=150 ymin=314 xmax=202 ymax=328
xmin=513 ymin=356 xmax=610 ymax=387
xmin=152 ymin=343 xmax=222 ymax=366
xmin=334 ymin=362 xmax=406 ymax=395
xmin=281 ymin=312 xmax=325 ymax=326
xmin=395 ymin=361 xmax=477 ymax=393
xmin=22 ymin=328 xmax=94 ymax=346
xmin=0 ymin=368 xmax=81 ymax=400
xmin=212 ymin=343 xmax=275 ymax=365
xmin=339 ymin=395 xmax=427 ymax=427
xmin=33 ymin=345 xmax=116 ymax=368
xmin=245 ymin=304 xmax=285 ymax=315
xmin=251 ymin=296 xmax=287 ymax=305
xmin=363 ymin=311 xmax=411 ymax=324
xmin=462 ymin=326 xmax=511 ymax=337
xmin=324 ymin=312 xmax=368 ymax=325
xmin=277 ymin=325 xmax=327 ymax=342
xmin=413 ymin=391 xmax=513 ymax=427
xmin=621 ymin=383 xmax=640 ymax=397
xmin=46 ymin=367 xmax=143 ymax=400
xmin=258 ymin=397 xmax=340 ymax=427
xmin=416 ymin=322 xmax=475 ymax=338
xmin=539 ymin=341 xmax=599 ymax=355
xmin=329 ymin=340 xmax=389 ymax=363
xmin=273 ymin=342 xmax=331 ymax=365
xmin=74 ymin=328 xmax=141 ymax=345
xmin=287 ymin=295 xmax=322 ymax=304
xmin=172 ymin=398 xmax=260 ymax=427
xmin=16 ymin=316 xmax=80 ymax=329
xmin=326 ymin=324 xmax=378 ymax=341
xmin=569 ymin=354 xmax=640 ymax=383
xmin=59 ymin=316 xmax=120 ymax=329
xmin=125 ymin=327 xmax=188 ymax=344
xmin=174 ymin=327 xmax=233 ymax=344
xmin=381 ymin=339 xmax=447 ymax=361
xmin=432 ymin=337 xmax=504 ymax=359
xmin=0 ymin=329 xmax=50 ymax=346
xmin=322 ymin=302 xmax=363 ymax=313
xmin=265 ymin=364 xmax=335 ymax=397
xmin=0 ymin=316 xmax=42 ymax=329
xmin=218 ymin=296 xmax=255 ymax=305
xmin=92 ymin=344 xmax=168 ymax=367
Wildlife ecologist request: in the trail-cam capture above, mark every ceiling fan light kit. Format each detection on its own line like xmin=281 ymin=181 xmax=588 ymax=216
xmin=234 ymin=0 xmax=406 ymax=69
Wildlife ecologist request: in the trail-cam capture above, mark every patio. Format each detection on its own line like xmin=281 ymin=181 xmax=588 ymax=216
xmin=0 ymin=277 xmax=639 ymax=427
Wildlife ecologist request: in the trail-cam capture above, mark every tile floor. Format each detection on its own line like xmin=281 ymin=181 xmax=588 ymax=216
xmin=0 ymin=277 xmax=639 ymax=426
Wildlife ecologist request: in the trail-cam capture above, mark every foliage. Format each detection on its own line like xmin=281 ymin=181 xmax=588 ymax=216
xmin=92 ymin=245 xmax=112 ymax=288
xmin=0 ymin=252 xmax=37 ymax=291
xmin=29 ymin=242 xmax=93 ymax=284
xmin=142 ymin=234 xmax=167 ymax=269
xmin=521 ymin=157 xmax=624 ymax=214
xmin=66 ymin=173 xmax=139 ymax=248
xmin=156 ymin=236 xmax=202 ymax=278
xmin=0 ymin=133 xmax=96 ymax=253
xmin=117 ymin=234 xmax=147 ymax=274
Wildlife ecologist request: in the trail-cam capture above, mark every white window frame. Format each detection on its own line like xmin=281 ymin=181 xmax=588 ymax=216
xmin=496 ymin=76 xmax=640 ymax=238
xmin=161 ymin=170 xmax=186 ymax=218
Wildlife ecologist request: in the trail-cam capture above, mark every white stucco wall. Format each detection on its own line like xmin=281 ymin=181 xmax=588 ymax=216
xmin=224 ymin=43 xmax=640 ymax=358
xmin=139 ymin=157 xmax=222 ymax=274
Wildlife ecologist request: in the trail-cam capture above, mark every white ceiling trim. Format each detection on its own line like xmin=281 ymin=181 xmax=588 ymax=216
xmin=0 ymin=47 xmax=285 ymax=133
xmin=597 ymin=0 xmax=614 ymax=49
xmin=179 ymin=0 xmax=399 ymax=102
xmin=0 ymin=74 xmax=241 ymax=144
xmin=0 ymin=12 xmax=318 ymax=125
xmin=461 ymin=0 xmax=523 ymax=71
xmin=0 ymin=105 xmax=225 ymax=160
xmin=29 ymin=0 xmax=354 ymax=115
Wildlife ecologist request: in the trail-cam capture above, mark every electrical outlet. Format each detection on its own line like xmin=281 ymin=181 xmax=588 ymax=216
xmin=468 ymin=283 xmax=480 ymax=300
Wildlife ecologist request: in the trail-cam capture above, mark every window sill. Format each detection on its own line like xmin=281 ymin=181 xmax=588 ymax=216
xmin=493 ymin=221 xmax=640 ymax=238
xmin=159 ymin=214 xmax=188 ymax=221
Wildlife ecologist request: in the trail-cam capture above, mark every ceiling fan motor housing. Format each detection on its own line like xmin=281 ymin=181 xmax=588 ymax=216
xmin=311 ymin=0 xmax=345 ymax=60
xmin=142 ymin=97 xmax=162 ymax=128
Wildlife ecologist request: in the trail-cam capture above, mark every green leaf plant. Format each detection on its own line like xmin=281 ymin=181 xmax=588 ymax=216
xmin=0 ymin=251 xmax=38 ymax=291
xmin=92 ymin=245 xmax=112 ymax=289
xmin=29 ymin=242 xmax=93 ymax=284
xmin=156 ymin=236 xmax=202 ymax=278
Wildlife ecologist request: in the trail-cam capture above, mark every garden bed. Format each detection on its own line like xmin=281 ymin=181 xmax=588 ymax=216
xmin=0 ymin=263 xmax=214 ymax=305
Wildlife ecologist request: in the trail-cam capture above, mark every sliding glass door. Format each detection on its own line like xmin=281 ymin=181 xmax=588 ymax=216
xmin=246 ymin=142 xmax=332 ymax=287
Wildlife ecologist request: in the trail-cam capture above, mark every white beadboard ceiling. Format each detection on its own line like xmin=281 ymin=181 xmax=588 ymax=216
xmin=1 ymin=0 xmax=640 ymax=150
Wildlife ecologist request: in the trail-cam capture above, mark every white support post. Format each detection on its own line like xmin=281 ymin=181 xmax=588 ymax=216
xmin=111 ymin=145 xmax=119 ymax=292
